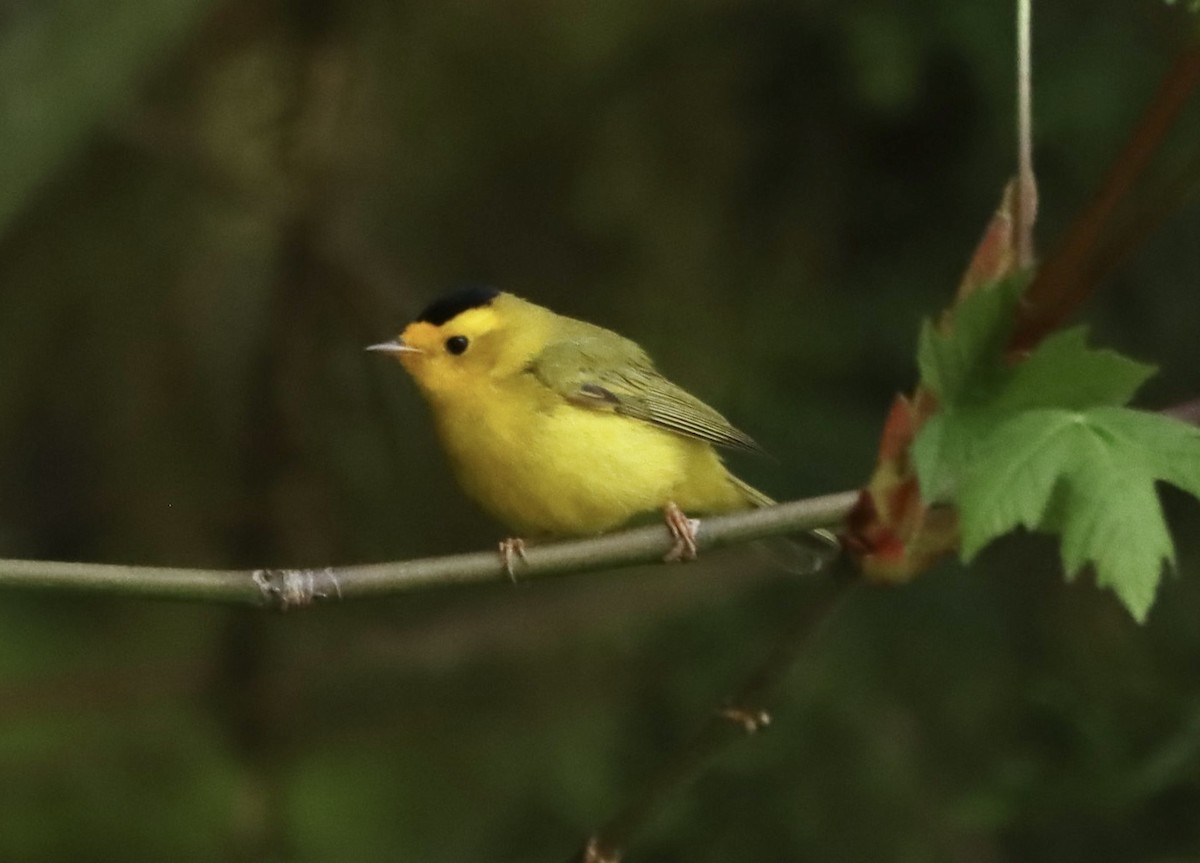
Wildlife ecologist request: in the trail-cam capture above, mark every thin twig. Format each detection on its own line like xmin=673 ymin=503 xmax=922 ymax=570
xmin=572 ymin=561 xmax=858 ymax=863
xmin=1014 ymin=0 xmax=1037 ymax=268
xmin=0 ymin=491 xmax=860 ymax=607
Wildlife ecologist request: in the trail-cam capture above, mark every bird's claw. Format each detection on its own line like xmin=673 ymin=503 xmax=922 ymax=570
xmin=499 ymin=537 xmax=528 ymax=581
xmin=663 ymin=502 xmax=700 ymax=562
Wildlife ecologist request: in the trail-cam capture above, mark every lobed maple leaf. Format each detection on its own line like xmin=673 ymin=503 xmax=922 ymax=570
xmin=912 ymin=283 xmax=1200 ymax=621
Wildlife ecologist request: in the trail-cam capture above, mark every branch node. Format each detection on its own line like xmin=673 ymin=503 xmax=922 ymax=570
xmin=252 ymin=567 xmax=343 ymax=611
xmin=717 ymin=705 xmax=772 ymax=734
xmin=582 ymin=836 xmax=622 ymax=863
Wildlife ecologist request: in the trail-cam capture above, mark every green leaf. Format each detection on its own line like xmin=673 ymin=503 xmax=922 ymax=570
xmin=911 ymin=413 xmax=953 ymax=501
xmin=953 ymin=410 xmax=1070 ymax=557
xmin=910 ymin=273 xmax=1200 ymax=621
xmin=1093 ymin=407 xmax=1200 ymax=497
xmin=952 ymin=407 xmax=1200 ymax=621
xmin=991 ymin=328 xmax=1156 ymax=411
xmin=917 ymin=277 xmax=1026 ymax=405
xmin=911 ymin=410 xmax=990 ymax=504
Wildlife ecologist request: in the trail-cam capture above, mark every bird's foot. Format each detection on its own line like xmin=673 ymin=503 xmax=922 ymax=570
xmin=663 ymin=502 xmax=700 ymax=562
xmin=498 ymin=537 xmax=528 ymax=581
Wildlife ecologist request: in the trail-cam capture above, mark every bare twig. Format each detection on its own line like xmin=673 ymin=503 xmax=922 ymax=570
xmin=1014 ymin=0 xmax=1037 ymax=268
xmin=0 ymin=491 xmax=859 ymax=607
xmin=571 ymin=561 xmax=858 ymax=863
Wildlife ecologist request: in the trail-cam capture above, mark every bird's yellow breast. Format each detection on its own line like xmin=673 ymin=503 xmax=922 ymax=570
xmin=428 ymin=375 xmax=746 ymax=536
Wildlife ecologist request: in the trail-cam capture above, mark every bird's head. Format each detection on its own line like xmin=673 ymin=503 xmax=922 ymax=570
xmin=368 ymin=287 xmax=548 ymax=402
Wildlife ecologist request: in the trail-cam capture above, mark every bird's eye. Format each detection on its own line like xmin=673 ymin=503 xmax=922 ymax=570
xmin=445 ymin=335 xmax=469 ymax=355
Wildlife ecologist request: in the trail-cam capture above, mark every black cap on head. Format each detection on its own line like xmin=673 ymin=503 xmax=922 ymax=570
xmin=414 ymin=286 xmax=501 ymax=326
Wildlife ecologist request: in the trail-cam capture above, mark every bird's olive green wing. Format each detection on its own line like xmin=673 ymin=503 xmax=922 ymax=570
xmin=528 ymin=333 xmax=763 ymax=453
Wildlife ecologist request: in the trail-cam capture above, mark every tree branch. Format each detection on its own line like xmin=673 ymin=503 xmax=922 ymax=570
xmin=1013 ymin=43 xmax=1200 ymax=349
xmin=0 ymin=491 xmax=860 ymax=607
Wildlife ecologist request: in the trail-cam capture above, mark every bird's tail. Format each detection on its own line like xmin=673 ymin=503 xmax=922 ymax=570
xmin=731 ymin=476 xmax=840 ymax=572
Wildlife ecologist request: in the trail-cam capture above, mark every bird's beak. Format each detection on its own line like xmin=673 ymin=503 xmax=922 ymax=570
xmin=365 ymin=339 xmax=423 ymax=354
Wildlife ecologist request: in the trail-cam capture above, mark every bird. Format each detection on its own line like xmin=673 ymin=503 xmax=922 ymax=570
xmin=368 ymin=286 xmax=832 ymax=575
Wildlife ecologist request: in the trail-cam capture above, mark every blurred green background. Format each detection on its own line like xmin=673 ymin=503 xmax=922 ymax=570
xmin=2 ymin=1 xmax=1199 ymax=861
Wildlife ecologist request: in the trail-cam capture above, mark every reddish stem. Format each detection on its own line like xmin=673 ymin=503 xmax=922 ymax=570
xmin=1012 ymin=44 xmax=1200 ymax=350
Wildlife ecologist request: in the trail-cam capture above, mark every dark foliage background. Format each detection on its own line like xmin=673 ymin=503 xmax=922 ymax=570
xmin=1 ymin=2 xmax=1199 ymax=861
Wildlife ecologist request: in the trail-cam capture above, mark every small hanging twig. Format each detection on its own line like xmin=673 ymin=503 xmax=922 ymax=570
xmin=570 ymin=563 xmax=858 ymax=863
xmin=1014 ymin=0 xmax=1038 ymax=269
